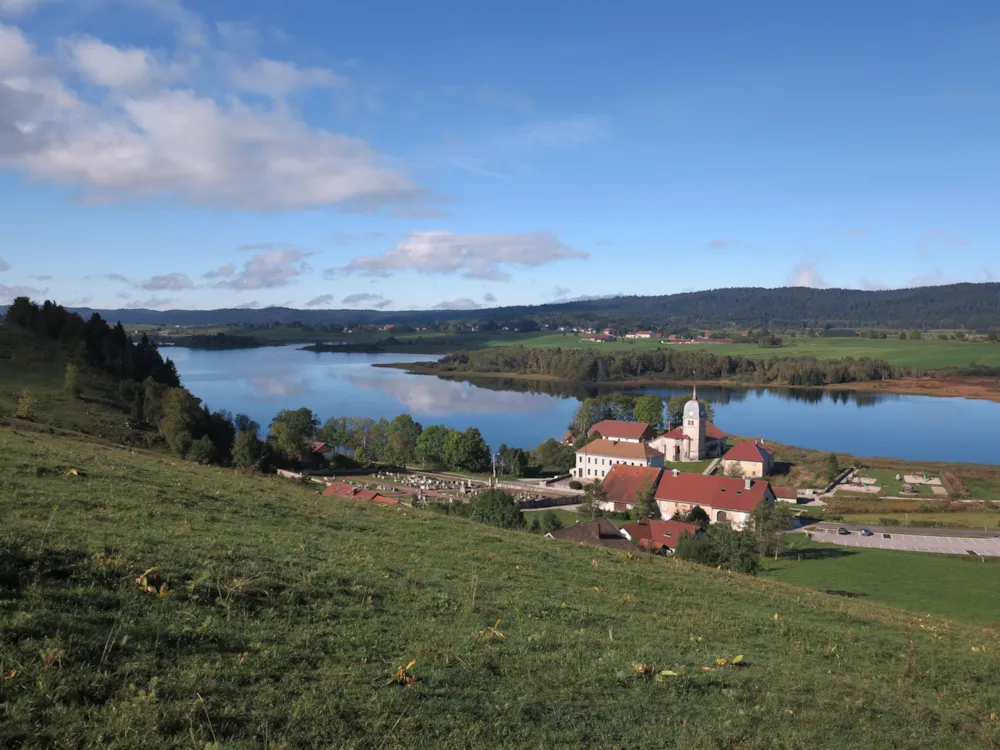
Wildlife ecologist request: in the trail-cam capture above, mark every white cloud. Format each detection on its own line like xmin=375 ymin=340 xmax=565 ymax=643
xmin=203 ymin=263 xmax=236 ymax=279
xmin=551 ymin=286 xmax=571 ymax=299
xmin=68 ymin=37 xmax=155 ymax=89
xmin=918 ymin=229 xmax=970 ymax=258
xmin=104 ymin=273 xmax=131 ymax=284
xmin=336 ymin=231 xmax=588 ymax=281
xmin=0 ymin=282 xmax=42 ymax=301
xmin=233 ymin=300 xmax=258 ymax=309
xmin=0 ymin=23 xmax=31 ymax=70
xmin=213 ymin=248 xmax=311 ymax=290
xmin=0 ymin=256 xmax=10 ymax=271
xmin=126 ymin=295 xmax=175 ymax=309
xmin=115 ymin=291 xmax=131 ymax=300
xmin=139 ymin=272 xmax=193 ymax=291
xmin=305 ymin=293 xmax=334 ymax=307
xmin=483 ymin=292 xmax=497 ymax=304
xmin=788 ymin=261 xmax=828 ymax=289
xmin=432 ymin=298 xmax=480 ymax=310
xmin=342 ymin=292 xmax=386 ymax=306
xmin=0 ymin=16 xmax=425 ymax=212
xmin=230 ymin=58 xmax=347 ymax=96
xmin=0 ymin=0 xmax=45 ymax=17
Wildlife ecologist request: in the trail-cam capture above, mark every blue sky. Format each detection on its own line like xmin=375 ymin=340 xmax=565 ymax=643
xmin=0 ymin=0 xmax=997 ymax=311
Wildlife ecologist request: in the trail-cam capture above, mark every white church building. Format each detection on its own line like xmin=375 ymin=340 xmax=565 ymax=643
xmin=647 ymin=387 xmax=729 ymax=462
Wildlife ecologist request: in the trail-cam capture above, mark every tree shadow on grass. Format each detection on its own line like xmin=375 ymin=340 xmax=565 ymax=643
xmin=823 ymin=589 xmax=868 ymax=599
xmin=771 ymin=461 xmax=793 ymax=477
xmin=784 ymin=547 xmax=859 ymax=561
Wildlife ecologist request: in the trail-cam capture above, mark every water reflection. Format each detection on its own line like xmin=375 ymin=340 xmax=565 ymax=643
xmin=165 ymin=346 xmax=1000 ymax=464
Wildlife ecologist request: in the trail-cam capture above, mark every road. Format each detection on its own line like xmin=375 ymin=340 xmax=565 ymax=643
xmin=800 ymin=523 xmax=1000 ymax=557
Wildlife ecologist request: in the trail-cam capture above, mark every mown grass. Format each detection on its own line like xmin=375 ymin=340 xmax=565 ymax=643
xmin=3 ymin=428 xmax=1000 ymax=748
xmin=838 ymin=512 xmax=1000 ymax=530
xmin=762 ymin=539 xmax=1000 ymax=625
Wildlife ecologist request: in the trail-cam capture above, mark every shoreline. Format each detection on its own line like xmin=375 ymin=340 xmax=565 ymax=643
xmin=375 ymin=362 xmax=1000 ymax=403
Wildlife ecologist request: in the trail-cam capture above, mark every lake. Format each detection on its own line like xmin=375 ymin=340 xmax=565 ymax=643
xmin=166 ymin=345 xmax=1000 ymax=465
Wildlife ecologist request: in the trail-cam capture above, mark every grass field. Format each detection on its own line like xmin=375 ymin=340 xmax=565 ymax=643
xmin=4 ymin=427 xmax=1000 ymax=747
xmin=763 ymin=538 xmax=1000 ymax=625
xmin=162 ymin=324 xmax=1000 ymax=370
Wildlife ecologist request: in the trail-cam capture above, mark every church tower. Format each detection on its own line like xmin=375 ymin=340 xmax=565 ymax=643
xmin=682 ymin=385 xmax=707 ymax=460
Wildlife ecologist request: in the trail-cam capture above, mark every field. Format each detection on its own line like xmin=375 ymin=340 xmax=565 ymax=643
xmin=763 ymin=538 xmax=1000 ymax=625
xmin=4 ymin=426 xmax=1000 ymax=747
xmin=836 ymin=512 xmax=1000 ymax=529
xmin=161 ymin=325 xmax=1000 ymax=370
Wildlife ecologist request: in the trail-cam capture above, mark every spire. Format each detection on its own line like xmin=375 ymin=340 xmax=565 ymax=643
xmin=692 ymin=384 xmax=697 ymax=400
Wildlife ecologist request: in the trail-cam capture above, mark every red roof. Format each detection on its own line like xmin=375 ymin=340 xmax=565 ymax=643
xmin=322 ymin=482 xmax=399 ymax=505
xmin=773 ymin=485 xmax=799 ymax=499
xmin=722 ymin=441 xmax=776 ymax=463
xmin=311 ymin=441 xmax=333 ymax=453
xmin=658 ymin=421 xmax=727 ymax=440
xmin=562 ymin=431 xmax=574 ymax=443
xmin=600 ymin=465 xmax=663 ymax=506
xmin=588 ymin=420 xmax=655 ymax=441
xmin=655 ymin=472 xmax=773 ymax=513
xmin=622 ymin=518 xmax=700 ymax=550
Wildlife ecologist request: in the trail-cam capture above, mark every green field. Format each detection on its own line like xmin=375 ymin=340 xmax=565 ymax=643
xmin=763 ymin=538 xmax=1000 ymax=625
xmin=5 ymin=427 xmax=1000 ymax=747
xmin=162 ymin=324 xmax=1000 ymax=370
xmin=837 ymin=512 xmax=1000 ymax=529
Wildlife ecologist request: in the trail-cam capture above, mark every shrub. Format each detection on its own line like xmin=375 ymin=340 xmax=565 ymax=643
xmin=15 ymin=389 xmax=36 ymax=420
xmin=878 ymin=517 xmax=902 ymax=526
xmin=568 ymin=480 xmax=582 ymax=490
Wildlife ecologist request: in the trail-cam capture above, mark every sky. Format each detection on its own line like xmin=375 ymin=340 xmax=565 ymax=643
xmin=0 ymin=0 xmax=997 ymax=312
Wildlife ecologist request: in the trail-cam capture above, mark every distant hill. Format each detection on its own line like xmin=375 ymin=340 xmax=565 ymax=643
xmin=6 ymin=283 xmax=1000 ymax=329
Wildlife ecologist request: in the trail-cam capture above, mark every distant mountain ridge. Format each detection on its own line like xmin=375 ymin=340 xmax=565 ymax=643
xmin=4 ymin=283 xmax=999 ymax=329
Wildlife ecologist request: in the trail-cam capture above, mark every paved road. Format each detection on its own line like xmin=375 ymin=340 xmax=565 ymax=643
xmin=800 ymin=523 xmax=1000 ymax=557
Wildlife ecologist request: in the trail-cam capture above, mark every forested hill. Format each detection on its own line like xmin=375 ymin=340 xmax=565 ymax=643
xmin=6 ymin=282 xmax=1000 ymax=329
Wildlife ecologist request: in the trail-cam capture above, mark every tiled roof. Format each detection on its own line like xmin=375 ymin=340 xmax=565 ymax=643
xmin=622 ymin=518 xmax=701 ymax=550
xmin=577 ymin=438 xmax=663 ymax=461
xmin=600 ymin=465 xmax=663 ymax=505
xmin=658 ymin=421 xmax=727 ymax=440
xmin=547 ymin=518 xmax=633 ymax=551
xmin=773 ymin=485 xmax=799 ymax=499
xmin=588 ymin=420 xmax=655 ymax=441
xmin=562 ymin=431 xmax=574 ymax=443
xmin=655 ymin=472 xmax=772 ymax=513
xmin=722 ymin=441 xmax=776 ymax=463
xmin=322 ymin=482 xmax=399 ymax=505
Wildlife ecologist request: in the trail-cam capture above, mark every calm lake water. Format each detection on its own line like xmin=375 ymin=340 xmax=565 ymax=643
xmin=166 ymin=345 xmax=1000 ymax=465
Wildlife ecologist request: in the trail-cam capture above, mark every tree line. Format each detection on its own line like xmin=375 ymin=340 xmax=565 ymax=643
xmin=432 ymin=346 xmax=901 ymax=386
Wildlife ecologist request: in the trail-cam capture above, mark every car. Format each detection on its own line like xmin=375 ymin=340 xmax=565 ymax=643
xmin=837 ymin=527 xmax=850 ymax=535
xmin=860 ymin=528 xmax=873 ymax=537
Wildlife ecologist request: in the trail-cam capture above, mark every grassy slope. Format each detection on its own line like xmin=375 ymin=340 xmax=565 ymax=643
xmin=762 ymin=539 xmax=1000 ymax=625
xmin=3 ymin=428 xmax=1000 ymax=748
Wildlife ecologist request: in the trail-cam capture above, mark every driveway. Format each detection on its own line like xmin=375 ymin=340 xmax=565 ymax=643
xmin=800 ymin=523 xmax=1000 ymax=557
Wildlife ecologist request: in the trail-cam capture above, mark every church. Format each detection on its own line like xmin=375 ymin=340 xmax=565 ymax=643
xmin=647 ymin=387 xmax=729 ymax=462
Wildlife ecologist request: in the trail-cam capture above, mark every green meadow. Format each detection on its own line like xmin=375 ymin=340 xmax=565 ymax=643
xmin=3 ymin=426 xmax=1000 ymax=748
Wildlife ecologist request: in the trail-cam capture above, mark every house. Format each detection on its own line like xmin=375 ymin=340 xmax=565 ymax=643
xmin=646 ymin=388 xmax=727 ymax=462
xmin=621 ymin=518 xmax=701 ymax=552
xmin=546 ymin=518 xmax=634 ymax=551
xmin=654 ymin=470 xmax=775 ymax=529
xmin=575 ymin=439 xmax=664 ymax=481
xmin=310 ymin=441 xmax=335 ymax=463
xmin=721 ymin=440 xmax=776 ymax=478
xmin=773 ymin=486 xmax=801 ymax=503
xmin=561 ymin=431 xmax=575 ymax=445
xmin=322 ymin=482 xmax=399 ymax=505
xmin=624 ymin=330 xmax=661 ymax=339
xmin=586 ymin=334 xmax=616 ymax=343
xmin=587 ymin=420 xmax=656 ymax=443
xmin=602 ymin=328 xmax=614 ymax=336
xmin=597 ymin=465 xmax=664 ymax=513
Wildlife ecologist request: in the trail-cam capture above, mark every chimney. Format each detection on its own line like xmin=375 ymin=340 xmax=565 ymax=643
xmin=672 ymin=469 xmax=679 ymax=478
xmin=744 ymin=478 xmax=752 ymax=491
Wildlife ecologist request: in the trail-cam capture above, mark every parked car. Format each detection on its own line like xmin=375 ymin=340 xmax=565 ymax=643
xmin=837 ymin=527 xmax=850 ymax=535
xmin=860 ymin=528 xmax=873 ymax=537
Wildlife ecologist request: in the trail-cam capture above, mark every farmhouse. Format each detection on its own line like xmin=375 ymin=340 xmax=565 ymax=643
xmin=646 ymin=388 xmax=727 ymax=462
xmin=621 ymin=518 xmax=701 ymax=553
xmin=586 ymin=334 xmax=616 ymax=343
xmin=654 ymin=470 xmax=775 ymax=530
xmin=597 ymin=464 xmax=663 ymax=513
xmin=575 ymin=439 xmax=664 ymax=481
xmin=721 ymin=440 xmax=776 ymax=478
xmin=588 ymin=420 xmax=656 ymax=443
